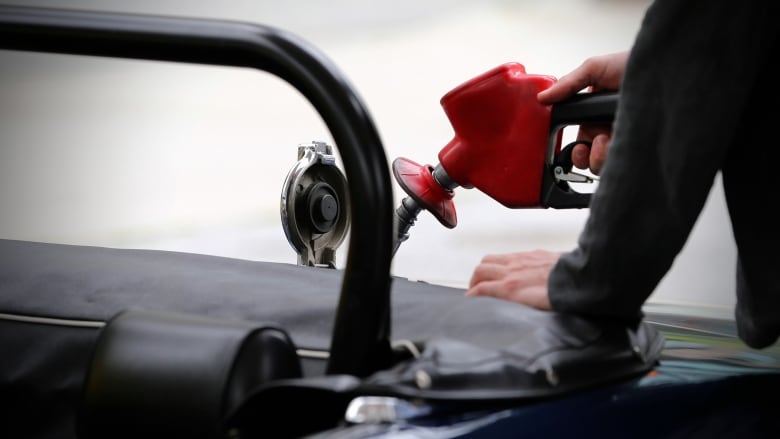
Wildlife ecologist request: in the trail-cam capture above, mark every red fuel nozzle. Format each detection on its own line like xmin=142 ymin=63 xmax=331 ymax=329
xmin=392 ymin=62 xmax=617 ymax=255
xmin=436 ymin=62 xmax=556 ymax=207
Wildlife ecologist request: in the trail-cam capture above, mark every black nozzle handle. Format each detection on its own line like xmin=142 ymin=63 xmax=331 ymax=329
xmin=542 ymin=91 xmax=619 ymax=209
xmin=550 ymin=90 xmax=618 ymax=128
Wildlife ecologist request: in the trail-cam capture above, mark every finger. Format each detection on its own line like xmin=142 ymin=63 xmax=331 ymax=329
xmin=571 ymin=143 xmax=590 ymax=170
xmin=464 ymin=279 xmax=504 ymax=298
xmin=468 ymin=262 xmax=507 ymax=288
xmin=465 ymin=278 xmax=552 ymax=310
xmin=478 ymin=253 xmax=515 ymax=265
xmin=539 ymin=52 xmax=627 ymax=105
xmin=578 ymin=124 xmax=610 ymax=141
xmin=537 ymin=64 xmax=593 ymax=104
xmin=590 ymin=133 xmax=610 ymax=175
xmin=485 ymin=250 xmax=560 ymax=267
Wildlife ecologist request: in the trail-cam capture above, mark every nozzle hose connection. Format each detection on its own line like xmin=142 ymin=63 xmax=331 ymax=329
xmin=393 ymin=196 xmax=422 ymax=256
xmin=431 ymin=164 xmax=459 ymax=191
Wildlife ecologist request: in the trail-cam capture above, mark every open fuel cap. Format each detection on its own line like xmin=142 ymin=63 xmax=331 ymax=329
xmin=281 ymin=141 xmax=350 ymax=267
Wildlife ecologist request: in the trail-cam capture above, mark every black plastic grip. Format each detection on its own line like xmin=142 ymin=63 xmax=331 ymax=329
xmin=541 ymin=91 xmax=619 ymax=209
xmin=550 ymin=90 xmax=618 ymax=128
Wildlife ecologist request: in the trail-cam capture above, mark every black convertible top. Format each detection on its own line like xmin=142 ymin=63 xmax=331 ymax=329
xmin=0 ymin=239 xmax=662 ymax=434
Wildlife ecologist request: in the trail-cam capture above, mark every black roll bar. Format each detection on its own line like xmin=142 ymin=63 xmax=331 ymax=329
xmin=0 ymin=5 xmax=394 ymax=377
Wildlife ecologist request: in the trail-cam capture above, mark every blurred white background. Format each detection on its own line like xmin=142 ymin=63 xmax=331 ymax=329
xmin=0 ymin=0 xmax=737 ymax=310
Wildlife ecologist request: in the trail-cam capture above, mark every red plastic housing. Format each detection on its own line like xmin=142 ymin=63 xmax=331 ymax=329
xmin=437 ymin=63 xmax=557 ymax=208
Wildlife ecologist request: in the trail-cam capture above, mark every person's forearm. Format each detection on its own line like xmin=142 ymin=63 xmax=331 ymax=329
xmin=549 ymin=0 xmax=762 ymax=320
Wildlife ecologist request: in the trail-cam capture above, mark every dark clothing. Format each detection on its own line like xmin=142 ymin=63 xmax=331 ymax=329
xmin=548 ymin=0 xmax=780 ymax=348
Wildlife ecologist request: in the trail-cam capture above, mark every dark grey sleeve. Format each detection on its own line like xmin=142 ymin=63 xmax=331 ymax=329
xmin=548 ymin=0 xmax=780 ymax=334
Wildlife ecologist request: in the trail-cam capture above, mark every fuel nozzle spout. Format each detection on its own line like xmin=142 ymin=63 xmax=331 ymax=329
xmin=392 ymin=159 xmax=458 ymax=255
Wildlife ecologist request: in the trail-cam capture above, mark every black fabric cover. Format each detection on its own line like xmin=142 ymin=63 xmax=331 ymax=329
xmin=77 ymin=309 xmax=302 ymax=439
xmin=0 ymin=239 xmax=664 ymax=438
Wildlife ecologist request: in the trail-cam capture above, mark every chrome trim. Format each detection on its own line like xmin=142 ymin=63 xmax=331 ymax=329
xmin=0 ymin=312 xmax=105 ymax=328
xmin=297 ymin=348 xmax=330 ymax=359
